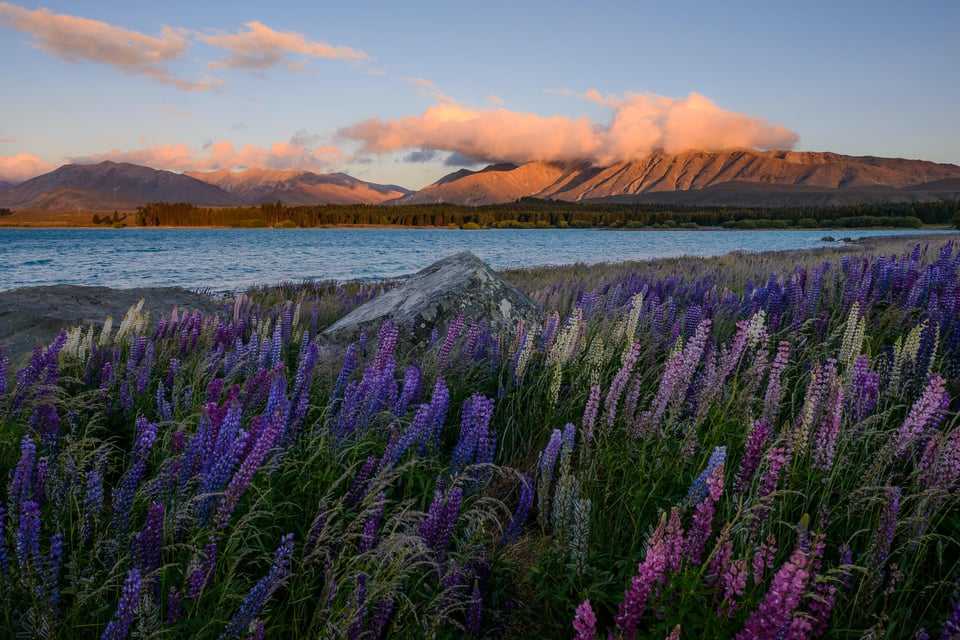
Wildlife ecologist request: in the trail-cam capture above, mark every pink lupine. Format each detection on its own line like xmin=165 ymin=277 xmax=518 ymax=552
xmin=615 ymin=514 xmax=669 ymax=640
xmin=572 ymin=599 xmax=597 ymax=640
xmin=736 ymin=546 xmax=811 ymax=639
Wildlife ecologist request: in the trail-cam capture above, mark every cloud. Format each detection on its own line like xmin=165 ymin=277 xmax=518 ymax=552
xmin=196 ymin=21 xmax=369 ymax=72
xmin=0 ymin=2 xmax=218 ymax=91
xmin=340 ymin=91 xmax=798 ymax=166
xmin=0 ymin=137 xmax=17 ymax=143
xmin=405 ymin=77 xmax=457 ymax=105
xmin=68 ymin=135 xmax=345 ymax=173
xmin=0 ymin=153 xmax=55 ymax=183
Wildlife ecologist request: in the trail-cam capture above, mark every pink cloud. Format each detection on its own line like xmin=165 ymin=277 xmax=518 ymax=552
xmin=0 ymin=2 xmax=218 ymax=91
xmin=340 ymin=91 xmax=799 ymax=166
xmin=196 ymin=21 xmax=369 ymax=72
xmin=69 ymin=137 xmax=345 ymax=173
xmin=0 ymin=153 xmax=55 ymax=183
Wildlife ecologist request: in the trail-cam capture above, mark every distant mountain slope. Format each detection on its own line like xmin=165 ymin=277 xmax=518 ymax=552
xmin=403 ymin=150 xmax=960 ymax=206
xmin=0 ymin=161 xmax=239 ymax=209
xmin=186 ymin=168 xmax=410 ymax=205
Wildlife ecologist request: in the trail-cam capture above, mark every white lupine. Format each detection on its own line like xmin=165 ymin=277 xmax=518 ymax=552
xmin=838 ymin=303 xmax=866 ymax=371
xmin=745 ymin=309 xmax=767 ymax=351
xmin=624 ymin=293 xmax=644 ymax=347
xmin=115 ymin=299 xmax=149 ymax=345
xmin=890 ymin=320 xmax=925 ymax=392
xmin=551 ymin=462 xmax=590 ymax=574
xmin=587 ymin=336 xmax=605 ymax=387
xmin=98 ymin=316 xmax=114 ymax=347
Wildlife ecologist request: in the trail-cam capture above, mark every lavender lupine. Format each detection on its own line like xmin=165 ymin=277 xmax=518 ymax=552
xmin=101 ymin=568 xmax=142 ymax=640
xmin=604 ymin=341 xmax=641 ymax=428
xmin=450 ymin=393 xmax=496 ymax=476
xmin=812 ymin=385 xmax=844 ymax=473
xmin=537 ymin=429 xmax=564 ymax=525
xmin=219 ymin=533 xmax=294 ymax=640
xmin=735 ymin=546 xmax=811 ymax=640
xmin=438 ymin=312 xmax=465 ymax=368
xmin=869 ymin=486 xmax=902 ymax=590
xmin=847 ymin=354 xmax=880 ymax=425
xmin=640 ymin=318 xmax=712 ymax=435
xmin=761 ymin=341 xmax=790 ymax=427
xmin=187 ymin=540 xmax=218 ymax=598
xmin=573 ymin=599 xmax=598 ymax=640
xmin=890 ymin=375 xmax=949 ymax=458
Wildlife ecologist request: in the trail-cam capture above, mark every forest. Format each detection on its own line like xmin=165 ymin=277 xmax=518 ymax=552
xmin=132 ymin=199 xmax=960 ymax=229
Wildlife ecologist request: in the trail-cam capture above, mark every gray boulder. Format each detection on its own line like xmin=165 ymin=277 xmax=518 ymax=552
xmin=322 ymin=252 xmax=540 ymax=347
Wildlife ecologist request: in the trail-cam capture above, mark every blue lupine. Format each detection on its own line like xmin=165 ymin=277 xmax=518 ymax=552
xmin=268 ymin=324 xmax=283 ymax=369
xmin=188 ymin=540 xmax=218 ymax=598
xmin=83 ymin=469 xmax=103 ymax=544
xmin=687 ymin=446 xmax=727 ymax=505
xmin=219 ymin=533 xmax=294 ymax=640
xmin=45 ymin=532 xmax=63 ymax=605
xmin=134 ymin=502 xmax=164 ymax=595
xmin=101 ymin=568 xmax=141 ymax=640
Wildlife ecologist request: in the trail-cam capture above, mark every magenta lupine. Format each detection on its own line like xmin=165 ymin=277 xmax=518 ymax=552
xmin=604 ymin=341 xmax=641 ymax=428
xmin=220 ymin=533 xmax=294 ymax=640
xmin=752 ymin=534 xmax=777 ymax=584
xmin=808 ymin=581 xmax=838 ymax=637
xmin=615 ymin=513 xmax=669 ymax=640
xmin=890 ymin=375 xmax=949 ymax=458
xmin=736 ymin=546 xmax=811 ymax=640
xmin=710 ymin=533 xmax=747 ymax=614
xmin=737 ymin=420 xmax=771 ymax=493
xmin=573 ymin=599 xmax=598 ymax=640
xmin=761 ymin=341 xmax=790 ymax=427
xmin=663 ymin=507 xmax=685 ymax=575
xmin=101 ymin=568 xmax=142 ymax=640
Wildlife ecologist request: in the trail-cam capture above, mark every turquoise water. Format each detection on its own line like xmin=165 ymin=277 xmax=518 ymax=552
xmin=0 ymin=228 xmax=955 ymax=293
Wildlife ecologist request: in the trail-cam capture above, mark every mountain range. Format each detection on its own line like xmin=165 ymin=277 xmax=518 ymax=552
xmin=2 ymin=149 xmax=960 ymax=211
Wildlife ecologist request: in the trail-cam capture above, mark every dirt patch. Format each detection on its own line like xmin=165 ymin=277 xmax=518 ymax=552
xmin=0 ymin=285 xmax=224 ymax=365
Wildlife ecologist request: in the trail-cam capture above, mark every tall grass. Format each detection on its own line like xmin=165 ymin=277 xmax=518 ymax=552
xmin=0 ymin=234 xmax=958 ymax=638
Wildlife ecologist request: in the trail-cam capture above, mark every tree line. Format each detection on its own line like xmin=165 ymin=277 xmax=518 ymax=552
xmin=133 ymin=198 xmax=960 ymax=229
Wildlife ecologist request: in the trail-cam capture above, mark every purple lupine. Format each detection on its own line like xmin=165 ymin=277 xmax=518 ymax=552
xmin=346 ymin=455 xmax=379 ymax=509
xmin=348 ymin=572 xmax=367 ymax=640
xmin=640 ymin=319 xmax=712 ymax=435
xmin=220 ymin=533 xmax=294 ymax=640
xmin=424 ymin=376 xmax=450 ymax=452
xmin=808 ymin=581 xmax=837 ymax=637
xmin=166 ymin=586 xmax=183 ymax=626
xmin=419 ymin=486 xmax=463 ymax=554
xmin=134 ymin=502 xmax=164 ymax=596
xmin=101 ymin=568 xmax=142 ymax=640
xmin=537 ymin=429 xmax=564 ymax=523
xmin=687 ymin=446 xmax=727 ymax=505
xmin=16 ymin=499 xmax=41 ymax=572
xmin=890 ymin=375 xmax=949 ymax=457
xmin=450 ymin=394 xmax=496 ymax=476
xmin=869 ymin=486 xmax=901 ymax=588
xmin=812 ymin=384 xmax=844 ymax=473
xmin=615 ymin=513 xmax=669 ymax=640
xmin=847 ymin=355 xmax=880 ymax=425
xmin=604 ymin=342 xmax=641 ymax=428
xmin=438 ymin=313 xmax=465 ymax=368
xmin=573 ymin=599 xmax=598 ymax=640
xmin=44 ymin=531 xmax=64 ymax=605
xmin=374 ymin=320 xmax=399 ymax=372
xmin=941 ymin=586 xmax=960 ymax=640
xmin=0 ymin=501 xmax=8 ymax=575
xmin=83 ymin=468 xmax=104 ymax=545
xmin=9 ymin=435 xmax=36 ymax=511
xmin=187 ymin=539 xmax=218 ymax=598
xmin=393 ymin=364 xmax=422 ymax=416
xmin=112 ymin=417 xmax=158 ymax=538
xmin=735 ymin=546 xmax=810 ymax=640
xmin=369 ymin=597 xmax=395 ymax=640
xmin=761 ymin=341 xmax=790 ymax=427
xmin=466 ymin=580 xmax=483 ymax=637
xmin=736 ymin=420 xmax=771 ymax=493
xmin=500 ymin=475 xmax=534 ymax=546
xmin=359 ymin=493 xmax=385 ymax=554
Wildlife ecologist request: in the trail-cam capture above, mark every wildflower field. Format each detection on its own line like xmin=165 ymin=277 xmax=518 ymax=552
xmin=1 ymin=235 xmax=959 ymax=639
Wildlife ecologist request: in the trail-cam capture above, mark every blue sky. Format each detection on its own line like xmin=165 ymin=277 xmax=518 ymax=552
xmin=1 ymin=0 xmax=958 ymax=188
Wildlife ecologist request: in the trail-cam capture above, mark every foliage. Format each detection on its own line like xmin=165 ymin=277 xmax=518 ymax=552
xmin=1 ymin=234 xmax=960 ymax=638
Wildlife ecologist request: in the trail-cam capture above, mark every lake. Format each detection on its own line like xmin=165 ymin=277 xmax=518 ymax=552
xmin=0 ymin=228 xmax=955 ymax=293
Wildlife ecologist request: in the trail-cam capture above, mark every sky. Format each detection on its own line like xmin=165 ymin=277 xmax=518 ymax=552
xmin=1 ymin=0 xmax=958 ymax=189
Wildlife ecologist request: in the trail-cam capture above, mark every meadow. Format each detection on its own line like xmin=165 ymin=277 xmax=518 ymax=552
xmin=0 ymin=235 xmax=959 ymax=639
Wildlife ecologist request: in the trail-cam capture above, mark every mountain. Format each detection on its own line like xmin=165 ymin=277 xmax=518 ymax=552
xmin=0 ymin=161 xmax=239 ymax=209
xmin=186 ymin=168 xmax=410 ymax=205
xmin=397 ymin=149 xmax=960 ymax=206
xmin=0 ymin=180 xmax=12 ymax=191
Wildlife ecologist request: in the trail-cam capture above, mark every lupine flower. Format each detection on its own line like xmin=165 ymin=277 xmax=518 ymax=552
xmin=101 ymin=568 xmax=142 ymax=640
xmin=890 ymin=375 xmax=949 ymax=457
xmin=761 ymin=341 xmax=790 ymax=427
xmin=359 ymin=493 xmax=385 ymax=554
xmin=419 ymin=486 xmax=463 ymax=554
xmin=500 ymin=475 xmax=534 ymax=546
xmin=346 ymin=456 xmax=379 ymax=508
xmin=0 ymin=501 xmax=8 ymax=576
xmin=941 ymin=584 xmax=960 ymax=640
xmin=10 ymin=435 xmax=36 ymax=511
xmin=737 ymin=420 xmax=771 ymax=493
xmin=641 ymin=319 xmax=712 ymax=435
xmin=537 ymin=429 xmax=564 ymax=524
xmin=466 ymin=579 xmax=483 ymax=637
xmin=812 ymin=384 xmax=844 ymax=473
xmin=16 ymin=499 xmax=41 ymax=573
xmin=393 ymin=364 xmax=422 ymax=416
xmin=348 ymin=572 xmax=367 ymax=640
xmin=688 ymin=446 xmax=727 ymax=504
xmin=220 ymin=533 xmax=294 ymax=640
xmin=450 ymin=394 xmax=496 ymax=476
xmin=616 ymin=512 xmax=669 ymax=640
xmin=438 ymin=313 xmax=465 ymax=368
xmin=134 ymin=502 xmax=164 ymax=596
xmin=604 ymin=341 xmax=641 ymax=428
xmin=869 ymin=486 xmax=901 ymax=589
xmin=685 ymin=453 xmax=725 ymax=565
xmin=573 ymin=599 xmax=597 ymax=640
xmin=167 ymin=587 xmax=183 ymax=626
xmin=188 ymin=540 xmax=218 ymax=598
xmin=736 ymin=546 xmax=810 ymax=639
xmin=44 ymin=531 xmax=64 ymax=605
xmin=847 ymin=354 xmax=880 ymax=425
xmin=752 ymin=534 xmax=777 ymax=584
xmin=112 ymin=417 xmax=158 ymax=538
xmin=369 ymin=597 xmax=395 ymax=640
xmin=808 ymin=581 xmax=837 ymax=637
xmin=0 ymin=346 xmax=7 ymax=395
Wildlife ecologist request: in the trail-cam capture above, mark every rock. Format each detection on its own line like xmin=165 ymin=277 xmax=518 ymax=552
xmin=0 ymin=285 xmax=222 ymax=364
xmin=322 ymin=252 xmax=540 ymax=347
xmin=821 ymin=236 xmax=835 ymax=242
